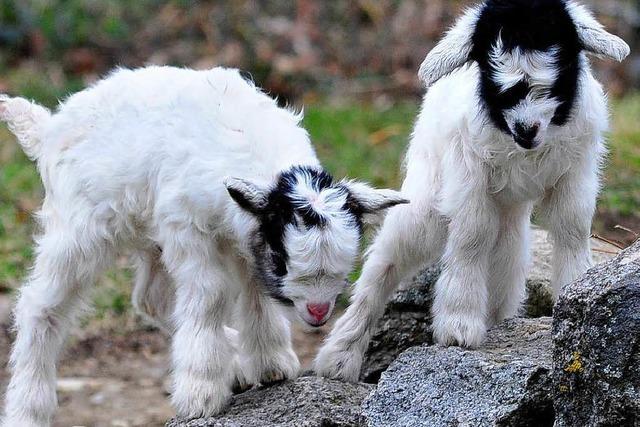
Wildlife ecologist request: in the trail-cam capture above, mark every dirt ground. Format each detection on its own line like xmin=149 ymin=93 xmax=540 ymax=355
xmin=0 ymin=295 xmax=334 ymax=427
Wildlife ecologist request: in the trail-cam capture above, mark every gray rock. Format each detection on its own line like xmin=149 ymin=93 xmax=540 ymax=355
xmin=552 ymin=240 xmax=640 ymax=427
xmin=360 ymin=229 xmax=618 ymax=382
xmin=525 ymin=229 xmax=618 ymax=317
xmin=360 ymin=267 xmax=437 ymax=383
xmin=166 ymin=376 xmax=374 ymax=427
xmin=362 ymin=318 xmax=554 ymax=427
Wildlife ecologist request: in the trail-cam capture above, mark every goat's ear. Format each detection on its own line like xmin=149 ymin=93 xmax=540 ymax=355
xmin=567 ymin=2 xmax=630 ymax=62
xmin=224 ymin=177 xmax=269 ymax=215
xmin=418 ymin=6 xmax=482 ymax=88
xmin=344 ymin=182 xmax=409 ymax=226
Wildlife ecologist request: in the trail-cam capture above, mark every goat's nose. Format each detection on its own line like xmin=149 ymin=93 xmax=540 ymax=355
xmin=306 ymin=302 xmax=330 ymax=323
xmin=513 ymin=122 xmax=540 ymax=149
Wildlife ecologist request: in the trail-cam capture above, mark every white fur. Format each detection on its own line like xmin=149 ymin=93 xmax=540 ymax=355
xmin=567 ymin=1 xmax=630 ymax=62
xmin=489 ymin=37 xmax=560 ymax=93
xmin=0 ymin=66 xmax=401 ymax=425
xmin=316 ymin=57 xmax=609 ymax=383
xmin=418 ymin=5 xmax=483 ymax=88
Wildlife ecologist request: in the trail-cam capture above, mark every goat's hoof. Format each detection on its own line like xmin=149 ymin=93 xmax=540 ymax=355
xmin=432 ymin=313 xmax=486 ymax=348
xmin=257 ymin=348 xmax=300 ymax=386
xmin=171 ymin=374 xmax=231 ymax=418
xmin=231 ymin=355 xmax=253 ymax=394
xmin=261 ymin=370 xmax=288 ymax=385
xmin=314 ymin=341 xmax=363 ymax=383
xmin=231 ymin=379 xmax=252 ymax=394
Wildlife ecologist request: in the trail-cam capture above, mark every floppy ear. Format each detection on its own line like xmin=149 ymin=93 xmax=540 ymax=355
xmin=418 ymin=6 xmax=482 ymax=88
xmin=343 ymin=181 xmax=409 ymax=226
xmin=224 ymin=177 xmax=269 ymax=215
xmin=567 ymin=2 xmax=630 ymax=62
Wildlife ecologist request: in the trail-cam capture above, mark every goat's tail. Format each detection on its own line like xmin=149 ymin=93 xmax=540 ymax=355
xmin=0 ymin=95 xmax=51 ymax=160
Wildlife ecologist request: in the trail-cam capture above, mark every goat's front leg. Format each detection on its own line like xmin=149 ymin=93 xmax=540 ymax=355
xmin=487 ymin=203 xmax=532 ymax=325
xmin=162 ymin=233 xmax=235 ymax=418
xmin=539 ymin=166 xmax=598 ymax=298
xmin=432 ymin=179 xmax=500 ymax=348
xmin=236 ymin=278 xmax=299 ymax=387
xmin=315 ymin=200 xmax=447 ymax=382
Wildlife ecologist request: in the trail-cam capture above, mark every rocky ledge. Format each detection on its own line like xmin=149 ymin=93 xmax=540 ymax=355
xmin=167 ymin=377 xmax=373 ymax=427
xmin=169 ymin=233 xmax=637 ymax=427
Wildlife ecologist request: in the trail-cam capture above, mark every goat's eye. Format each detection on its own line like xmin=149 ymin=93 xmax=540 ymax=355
xmin=498 ymin=80 xmax=529 ymax=108
xmin=272 ymin=253 xmax=287 ymax=277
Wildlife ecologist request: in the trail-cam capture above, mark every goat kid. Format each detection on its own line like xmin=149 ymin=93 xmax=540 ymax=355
xmin=0 ymin=66 xmax=406 ymax=426
xmin=316 ymin=0 xmax=629 ymax=382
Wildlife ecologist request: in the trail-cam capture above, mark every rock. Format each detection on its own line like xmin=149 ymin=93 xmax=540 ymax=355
xmin=525 ymin=229 xmax=618 ymax=317
xmin=360 ymin=267 xmax=437 ymax=383
xmin=166 ymin=376 xmax=374 ymax=427
xmin=362 ymin=318 xmax=554 ymax=427
xmin=552 ymin=240 xmax=640 ymax=426
xmin=360 ymin=228 xmax=618 ymax=382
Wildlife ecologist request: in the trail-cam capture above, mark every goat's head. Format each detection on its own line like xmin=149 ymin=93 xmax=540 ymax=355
xmin=225 ymin=166 xmax=407 ymax=327
xmin=419 ymin=0 xmax=630 ymax=150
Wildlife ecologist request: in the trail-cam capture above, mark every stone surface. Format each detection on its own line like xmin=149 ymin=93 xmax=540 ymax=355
xmin=360 ymin=229 xmax=618 ymax=382
xmin=362 ymin=318 xmax=554 ymax=427
xmin=363 ymin=318 xmax=554 ymax=426
xmin=552 ymin=240 xmax=640 ymax=427
xmin=360 ymin=267 xmax=437 ymax=383
xmin=525 ymin=229 xmax=619 ymax=317
xmin=166 ymin=376 xmax=374 ymax=427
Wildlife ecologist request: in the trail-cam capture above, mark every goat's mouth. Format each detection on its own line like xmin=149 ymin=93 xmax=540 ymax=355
xmin=304 ymin=318 xmax=329 ymax=328
xmin=513 ymin=135 xmax=540 ymax=150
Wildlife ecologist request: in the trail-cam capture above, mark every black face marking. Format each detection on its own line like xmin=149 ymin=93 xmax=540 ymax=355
xmin=471 ymin=0 xmax=582 ymax=134
xmin=248 ymin=165 xmax=364 ymax=304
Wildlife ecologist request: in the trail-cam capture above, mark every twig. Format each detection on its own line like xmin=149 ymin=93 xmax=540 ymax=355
xmin=614 ymin=225 xmax=639 ymax=237
xmin=591 ymin=234 xmax=625 ymax=250
xmin=591 ymin=248 xmax=620 ymax=255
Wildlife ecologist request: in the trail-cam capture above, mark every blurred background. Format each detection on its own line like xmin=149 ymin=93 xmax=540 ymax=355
xmin=0 ymin=1 xmax=638 ymax=426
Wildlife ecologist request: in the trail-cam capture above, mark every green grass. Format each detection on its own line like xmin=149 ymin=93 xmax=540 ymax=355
xmin=305 ymin=103 xmax=416 ymax=189
xmin=0 ymin=93 xmax=638 ymax=324
xmin=602 ymin=95 xmax=640 ymax=217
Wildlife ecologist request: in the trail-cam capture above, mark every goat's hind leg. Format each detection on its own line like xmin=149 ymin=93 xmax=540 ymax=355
xmin=132 ymin=247 xmax=175 ymax=334
xmin=3 ymin=229 xmax=114 ymax=427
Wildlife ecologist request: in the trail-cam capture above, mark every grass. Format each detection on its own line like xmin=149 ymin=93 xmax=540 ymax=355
xmin=602 ymin=95 xmax=640 ymax=217
xmin=0 ymin=85 xmax=638 ymax=324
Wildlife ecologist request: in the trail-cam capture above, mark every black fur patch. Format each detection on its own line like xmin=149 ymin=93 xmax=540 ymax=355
xmin=471 ymin=0 xmax=582 ymax=133
xmin=250 ymin=165 xmax=363 ymax=303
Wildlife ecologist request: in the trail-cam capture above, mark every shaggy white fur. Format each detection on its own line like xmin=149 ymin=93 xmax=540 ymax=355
xmin=0 ymin=66 xmax=404 ymax=425
xmin=316 ymin=1 xmax=629 ymax=382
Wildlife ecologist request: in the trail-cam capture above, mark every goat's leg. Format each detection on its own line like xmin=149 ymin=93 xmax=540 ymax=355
xmin=487 ymin=203 xmax=532 ymax=325
xmin=315 ymin=201 xmax=447 ymax=382
xmin=161 ymin=229 xmax=235 ymax=418
xmin=236 ymin=274 xmax=299 ymax=387
xmin=132 ymin=248 xmax=175 ymax=334
xmin=3 ymin=230 xmax=113 ymax=427
xmin=539 ymin=166 xmax=598 ymax=298
xmin=431 ymin=187 xmax=500 ymax=348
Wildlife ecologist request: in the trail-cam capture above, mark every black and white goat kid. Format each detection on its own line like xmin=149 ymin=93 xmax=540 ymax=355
xmin=0 ymin=67 xmax=406 ymax=425
xmin=316 ymin=0 xmax=630 ymax=381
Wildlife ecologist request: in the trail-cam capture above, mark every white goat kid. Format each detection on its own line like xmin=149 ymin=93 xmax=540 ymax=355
xmin=316 ymin=0 xmax=630 ymax=382
xmin=0 ymin=66 xmax=406 ymax=426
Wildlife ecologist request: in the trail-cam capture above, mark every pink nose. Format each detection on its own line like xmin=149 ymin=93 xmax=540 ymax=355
xmin=306 ymin=302 xmax=330 ymax=323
